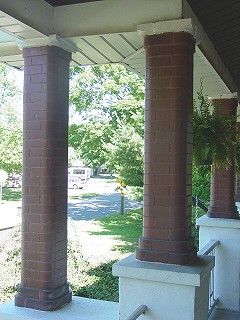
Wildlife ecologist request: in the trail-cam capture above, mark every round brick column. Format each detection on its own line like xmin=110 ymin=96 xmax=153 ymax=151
xmin=15 ymin=46 xmax=72 ymax=310
xmin=208 ymin=98 xmax=238 ymax=219
xmin=236 ymin=123 xmax=240 ymax=202
xmin=236 ymin=175 xmax=240 ymax=202
xmin=136 ymin=32 xmax=196 ymax=265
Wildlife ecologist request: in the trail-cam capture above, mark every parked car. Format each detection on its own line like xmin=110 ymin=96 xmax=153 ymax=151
xmin=5 ymin=173 xmax=22 ymax=188
xmin=68 ymin=177 xmax=86 ymax=189
xmin=68 ymin=166 xmax=92 ymax=179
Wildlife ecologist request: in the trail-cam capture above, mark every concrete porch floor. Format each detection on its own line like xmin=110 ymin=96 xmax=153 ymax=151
xmin=209 ymin=308 xmax=240 ymax=320
xmin=1 ymin=296 xmax=240 ymax=320
xmin=0 ymin=296 xmax=118 ymax=320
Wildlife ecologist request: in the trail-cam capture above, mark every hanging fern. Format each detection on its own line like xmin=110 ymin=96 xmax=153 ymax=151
xmin=193 ymin=93 xmax=238 ymax=169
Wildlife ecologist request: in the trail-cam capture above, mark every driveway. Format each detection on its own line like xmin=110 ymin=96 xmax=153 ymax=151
xmin=68 ymin=192 xmax=142 ymax=221
xmin=0 ymin=178 xmax=142 ymax=229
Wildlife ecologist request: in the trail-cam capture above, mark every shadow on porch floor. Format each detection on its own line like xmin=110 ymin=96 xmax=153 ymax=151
xmin=209 ymin=308 xmax=240 ymax=320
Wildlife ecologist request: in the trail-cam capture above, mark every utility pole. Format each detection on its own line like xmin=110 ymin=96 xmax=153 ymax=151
xmin=116 ymin=176 xmax=126 ymax=215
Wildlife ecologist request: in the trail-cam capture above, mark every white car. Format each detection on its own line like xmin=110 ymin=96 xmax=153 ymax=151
xmin=68 ymin=177 xmax=86 ymax=189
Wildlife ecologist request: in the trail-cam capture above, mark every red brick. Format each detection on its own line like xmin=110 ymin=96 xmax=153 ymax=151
xmin=24 ymin=65 xmax=42 ymax=75
xmin=144 ymin=33 xmax=174 ymax=47
xmin=146 ymin=56 xmax=172 ymax=68
xmin=138 ymin=30 xmax=196 ymax=265
xmin=143 ymin=227 xmax=168 ymax=239
xmin=208 ymin=98 xmax=238 ymax=219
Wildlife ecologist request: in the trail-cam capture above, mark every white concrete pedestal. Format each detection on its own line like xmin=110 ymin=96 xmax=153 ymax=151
xmin=197 ymin=215 xmax=240 ymax=312
xmin=112 ymin=254 xmax=214 ymax=320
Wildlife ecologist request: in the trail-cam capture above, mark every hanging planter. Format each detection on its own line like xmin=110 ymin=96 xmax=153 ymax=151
xmin=193 ymin=92 xmax=238 ymax=170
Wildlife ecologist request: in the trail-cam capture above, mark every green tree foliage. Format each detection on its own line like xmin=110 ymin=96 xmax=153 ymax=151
xmin=107 ymin=125 xmax=143 ymax=186
xmin=192 ymin=92 xmax=237 ymax=203
xmin=192 ymin=165 xmax=211 ymax=202
xmin=69 ymin=64 xmax=145 ymax=185
xmin=70 ymin=64 xmax=144 ymax=114
xmin=0 ymin=63 xmax=22 ymax=174
xmin=69 ymin=120 xmax=112 ymax=175
xmin=193 ymin=93 xmax=237 ymax=169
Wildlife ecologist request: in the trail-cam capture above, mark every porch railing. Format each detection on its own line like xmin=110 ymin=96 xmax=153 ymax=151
xmin=198 ymin=240 xmax=220 ymax=318
xmin=125 ymin=305 xmax=148 ymax=320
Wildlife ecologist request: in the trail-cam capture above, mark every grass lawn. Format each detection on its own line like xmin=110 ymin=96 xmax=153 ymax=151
xmin=69 ymin=193 xmax=101 ymax=200
xmin=0 ymin=188 xmax=205 ymax=305
xmin=90 ymin=208 xmax=143 ymax=253
xmin=2 ymin=188 xmax=102 ymax=202
xmin=67 ymin=209 xmax=143 ymax=301
xmin=0 ymin=208 xmax=143 ymax=304
xmin=2 ymin=187 xmax=21 ymax=202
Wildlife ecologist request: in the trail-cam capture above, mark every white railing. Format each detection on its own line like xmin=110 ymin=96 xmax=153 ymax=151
xmin=198 ymin=240 xmax=220 ymax=318
xmin=125 ymin=305 xmax=148 ymax=320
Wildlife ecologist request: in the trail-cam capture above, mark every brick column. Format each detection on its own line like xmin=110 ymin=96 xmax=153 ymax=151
xmin=236 ymin=123 xmax=240 ymax=202
xmin=15 ymin=46 xmax=72 ymax=310
xmin=136 ymin=32 xmax=196 ymax=265
xmin=236 ymin=175 xmax=240 ymax=202
xmin=235 ymin=174 xmax=240 ymax=202
xmin=208 ymin=98 xmax=238 ymax=219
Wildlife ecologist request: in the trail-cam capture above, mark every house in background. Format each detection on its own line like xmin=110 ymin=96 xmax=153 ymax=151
xmin=0 ymin=1 xmax=239 ymax=319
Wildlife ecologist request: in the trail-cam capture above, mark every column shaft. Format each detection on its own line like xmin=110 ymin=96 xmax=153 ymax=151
xmin=15 ymin=46 xmax=72 ymax=310
xmin=236 ymin=175 xmax=240 ymax=202
xmin=235 ymin=123 xmax=240 ymax=203
xmin=208 ymin=98 xmax=238 ymax=219
xmin=136 ymin=32 xmax=196 ymax=265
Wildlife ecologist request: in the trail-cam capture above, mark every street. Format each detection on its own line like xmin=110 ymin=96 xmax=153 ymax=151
xmin=68 ymin=192 xmax=141 ymax=221
xmin=0 ymin=178 xmax=142 ymax=230
xmin=68 ymin=178 xmax=142 ymax=220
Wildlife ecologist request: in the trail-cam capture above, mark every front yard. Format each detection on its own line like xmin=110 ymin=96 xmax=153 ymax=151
xmin=0 ymin=208 xmax=143 ymax=304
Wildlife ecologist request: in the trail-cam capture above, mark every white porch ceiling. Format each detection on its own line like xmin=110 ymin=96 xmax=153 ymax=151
xmin=0 ymin=0 xmax=238 ymax=101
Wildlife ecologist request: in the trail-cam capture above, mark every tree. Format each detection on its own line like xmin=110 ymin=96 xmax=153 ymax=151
xmin=0 ymin=63 xmax=23 ymax=174
xmin=69 ymin=64 xmax=145 ymax=184
xmin=70 ymin=64 xmax=144 ymax=115
xmin=192 ymin=165 xmax=211 ymax=202
xmin=69 ymin=120 xmax=112 ymax=175
xmin=107 ymin=124 xmax=144 ymax=186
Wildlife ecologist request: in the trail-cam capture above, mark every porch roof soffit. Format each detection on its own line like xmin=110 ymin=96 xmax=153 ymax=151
xmin=0 ymin=0 xmax=238 ymax=101
xmin=0 ymin=0 xmax=183 ymax=71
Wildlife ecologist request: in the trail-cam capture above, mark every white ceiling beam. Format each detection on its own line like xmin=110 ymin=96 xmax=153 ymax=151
xmin=0 ymin=0 xmax=54 ymax=36
xmin=54 ymin=0 xmax=183 ymax=37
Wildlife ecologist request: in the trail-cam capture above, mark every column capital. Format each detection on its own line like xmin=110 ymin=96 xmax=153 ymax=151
xmin=138 ymin=18 xmax=198 ymax=42
xmin=17 ymin=34 xmax=80 ymax=54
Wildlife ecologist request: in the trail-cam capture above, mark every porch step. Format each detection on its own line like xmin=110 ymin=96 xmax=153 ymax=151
xmin=210 ymin=308 xmax=240 ymax=320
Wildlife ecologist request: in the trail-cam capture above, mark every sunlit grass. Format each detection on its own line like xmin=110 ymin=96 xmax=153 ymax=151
xmin=69 ymin=193 xmax=101 ymax=200
xmin=0 ymin=200 xmax=205 ymax=304
xmin=2 ymin=187 xmax=21 ymax=202
xmin=92 ymin=208 xmax=143 ymax=253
